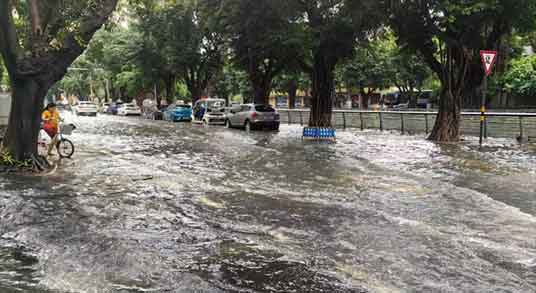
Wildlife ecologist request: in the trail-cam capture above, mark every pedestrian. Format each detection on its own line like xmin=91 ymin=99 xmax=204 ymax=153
xmin=42 ymin=103 xmax=61 ymax=156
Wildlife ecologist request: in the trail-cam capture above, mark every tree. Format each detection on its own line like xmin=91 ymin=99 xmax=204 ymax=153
xmin=208 ymin=0 xmax=305 ymax=104
xmin=391 ymin=50 xmax=432 ymax=108
xmin=211 ymin=63 xmax=250 ymax=104
xmin=133 ymin=0 xmax=225 ymax=103
xmin=387 ymin=0 xmax=536 ymax=141
xmin=130 ymin=0 xmax=181 ymax=101
xmin=273 ymin=71 xmax=311 ymax=109
xmin=0 ymin=0 xmax=118 ymax=160
xmin=295 ymin=0 xmax=383 ymax=127
xmin=339 ymin=37 xmax=393 ymax=109
xmin=173 ymin=3 xmax=225 ymax=103
xmin=501 ymin=55 xmax=536 ymax=99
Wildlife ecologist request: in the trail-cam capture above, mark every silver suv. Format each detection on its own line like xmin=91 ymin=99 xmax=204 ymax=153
xmin=225 ymin=104 xmax=280 ymax=131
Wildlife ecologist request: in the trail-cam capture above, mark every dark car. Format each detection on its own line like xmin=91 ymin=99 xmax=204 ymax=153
xmin=107 ymin=102 xmax=123 ymax=115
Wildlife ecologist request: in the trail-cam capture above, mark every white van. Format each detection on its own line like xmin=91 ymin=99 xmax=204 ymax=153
xmin=0 ymin=93 xmax=11 ymax=126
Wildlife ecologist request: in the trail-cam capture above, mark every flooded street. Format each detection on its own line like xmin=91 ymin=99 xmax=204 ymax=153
xmin=1 ymin=114 xmax=536 ymax=292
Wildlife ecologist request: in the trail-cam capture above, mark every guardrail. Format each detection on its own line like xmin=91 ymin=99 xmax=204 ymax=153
xmin=278 ymin=109 xmax=536 ymax=139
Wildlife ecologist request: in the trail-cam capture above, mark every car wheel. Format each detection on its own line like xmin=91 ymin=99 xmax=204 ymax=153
xmin=245 ymin=120 xmax=251 ymax=132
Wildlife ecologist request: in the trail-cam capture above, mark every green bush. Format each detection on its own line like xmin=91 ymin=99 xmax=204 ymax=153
xmin=502 ymin=56 xmax=536 ymax=97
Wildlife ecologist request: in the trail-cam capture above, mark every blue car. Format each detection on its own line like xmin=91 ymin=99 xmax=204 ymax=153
xmin=163 ymin=104 xmax=193 ymax=122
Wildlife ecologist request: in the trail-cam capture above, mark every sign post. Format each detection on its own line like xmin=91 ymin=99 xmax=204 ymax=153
xmin=479 ymin=50 xmax=498 ymax=147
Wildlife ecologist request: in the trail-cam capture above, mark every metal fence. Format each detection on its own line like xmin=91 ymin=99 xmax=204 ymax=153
xmin=278 ymin=109 xmax=536 ymax=139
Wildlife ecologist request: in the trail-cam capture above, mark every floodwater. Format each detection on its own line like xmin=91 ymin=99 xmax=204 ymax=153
xmin=1 ymin=114 xmax=536 ymax=292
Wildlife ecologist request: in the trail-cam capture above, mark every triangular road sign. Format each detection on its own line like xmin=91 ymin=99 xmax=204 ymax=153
xmin=480 ymin=50 xmax=498 ymax=76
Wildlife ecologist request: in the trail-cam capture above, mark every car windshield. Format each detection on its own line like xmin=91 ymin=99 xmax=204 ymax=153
xmin=207 ymin=101 xmax=225 ymax=109
xmin=255 ymin=105 xmax=275 ymax=112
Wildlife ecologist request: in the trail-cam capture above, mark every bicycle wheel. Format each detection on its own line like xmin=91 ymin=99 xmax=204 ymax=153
xmin=57 ymin=139 xmax=75 ymax=158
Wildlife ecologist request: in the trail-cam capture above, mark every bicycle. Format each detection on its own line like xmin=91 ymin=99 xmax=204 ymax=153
xmin=38 ymin=123 xmax=76 ymax=158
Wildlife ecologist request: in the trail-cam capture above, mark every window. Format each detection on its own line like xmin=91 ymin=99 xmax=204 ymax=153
xmin=255 ymin=105 xmax=275 ymax=112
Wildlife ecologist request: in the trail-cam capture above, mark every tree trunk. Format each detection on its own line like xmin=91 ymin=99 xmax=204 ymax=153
xmin=190 ymin=87 xmax=203 ymax=104
xmin=408 ymin=86 xmax=417 ymax=108
xmin=309 ymin=56 xmax=335 ymax=127
xmin=252 ymin=81 xmax=271 ymax=105
xmin=428 ymin=86 xmax=462 ymax=142
xmin=287 ymin=80 xmax=298 ymax=109
xmin=426 ymin=46 xmax=477 ymax=142
xmin=360 ymin=91 xmax=370 ymax=110
xmin=2 ymin=78 xmax=48 ymax=160
xmin=165 ymin=75 xmax=175 ymax=100
xmin=155 ymin=83 xmax=162 ymax=107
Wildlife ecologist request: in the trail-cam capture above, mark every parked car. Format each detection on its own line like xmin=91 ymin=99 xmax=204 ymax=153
xmin=393 ymin=103 xmax=409 ymax=110
xmin=73 ymin=101 xmax=98 ymax=116
xmin=192 ymin=99 xmax=226 ymax=125
xmin=107 ymin=102 xmax=123 ymax=115
xmin=225 ymin=104 xmax=280 ymax=131
xmin=117 ymin=103 xmax=142 ymax=116
xmin=101 ymin=103 xmax=111 ymax=113
xmin=164 ymin=103 xmax=193 ymax=122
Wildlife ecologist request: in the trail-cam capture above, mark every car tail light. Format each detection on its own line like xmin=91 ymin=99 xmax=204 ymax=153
xmin=252 ymin=112 xmax=258 ymax=120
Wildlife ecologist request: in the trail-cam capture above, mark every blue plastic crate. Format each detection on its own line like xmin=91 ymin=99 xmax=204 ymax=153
xmin=303 ymin=127 xmax=336 ymax=140
xmin=303 ymin=127 xmax=319 ymax=137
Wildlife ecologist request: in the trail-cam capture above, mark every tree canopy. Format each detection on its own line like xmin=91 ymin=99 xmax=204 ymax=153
xmin=387 ymin=0 xmax=536 ymax=141
xmin=296 ymin=0 xmax=384 ymax=126
xmin=502 ymin=55 xmax=536 ymax=98
xmin=206 ymin=0 xmax=306 ymax=104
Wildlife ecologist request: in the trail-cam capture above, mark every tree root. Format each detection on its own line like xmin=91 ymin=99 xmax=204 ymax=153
xmin=29 ymin=154 xmax=52 ymax=172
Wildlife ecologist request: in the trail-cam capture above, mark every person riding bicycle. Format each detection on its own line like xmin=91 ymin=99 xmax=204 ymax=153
xmin=42 ymin=103 xmax=61 ymax=156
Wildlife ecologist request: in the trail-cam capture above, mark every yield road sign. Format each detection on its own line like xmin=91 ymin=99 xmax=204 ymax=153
xmin=480 ymin=50 xmax=498 ymax=76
